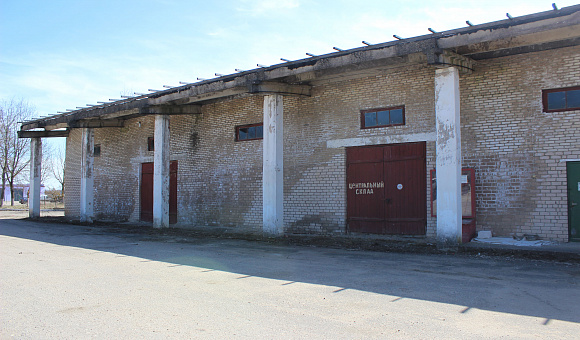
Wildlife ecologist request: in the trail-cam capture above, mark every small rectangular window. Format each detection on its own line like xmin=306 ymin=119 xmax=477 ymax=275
xmin=147 ymin=137 xmax=154 ymax=151
xmin=236 ymin=123 xmax=263 ymax=141
xmin=93 ymin=144 xmax=101 ymax=157
xmin=543 ymin=86 xmax=580 ymax=112
xmin=361 ymin=106 xmax=405 ymax=129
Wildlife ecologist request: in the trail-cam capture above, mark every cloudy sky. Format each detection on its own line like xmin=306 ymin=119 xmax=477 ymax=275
xmin=0 ymin=0 xmax=576 ymax=187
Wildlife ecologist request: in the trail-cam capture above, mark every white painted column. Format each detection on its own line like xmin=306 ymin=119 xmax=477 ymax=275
xmin=29 ymin=138 xmax=42 ymax=218
xmin=80 ymin=128 xmax=94 ymax=222
xmin=435 ymin=67 xmax=462 ymax=248
xmin=153 ymin=114 xmax=170 ymax=228
xmin=263 ymin=94 xmax=284 ymax=236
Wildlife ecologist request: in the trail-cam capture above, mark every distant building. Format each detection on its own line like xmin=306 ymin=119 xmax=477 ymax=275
xmin=2 ymin=184 xmax=46 ymax=203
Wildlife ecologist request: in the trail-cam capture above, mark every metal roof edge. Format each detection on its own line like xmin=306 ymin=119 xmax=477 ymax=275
xmin=21 ymin=4 xmax=580 ymax=130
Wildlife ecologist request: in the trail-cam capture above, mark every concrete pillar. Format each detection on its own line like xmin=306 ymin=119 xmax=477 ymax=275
xmin=435 ymin=67 xmax=462 ymax=249
xmin=80 ymin=128 xmax=94 ymax=222
xmin=29 ymin=138 xmax=42 ymax=218
xmin=153 ymin=114 xmax=170 ymax=228
xmin=263 ymin=94 xmax=284 ymax=236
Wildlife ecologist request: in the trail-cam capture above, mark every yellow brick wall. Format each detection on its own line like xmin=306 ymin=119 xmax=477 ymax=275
xmin=64 ymin=129 xmax=82 ymax=219
xmin=461 ymin=45 xmax=580 ymax=241
xmin=63 ymin=45 xmax=579 ymax=241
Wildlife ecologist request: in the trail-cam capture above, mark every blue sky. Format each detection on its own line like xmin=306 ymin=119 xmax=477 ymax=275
xmin=2 ymin=0 xmax=577 ymax=117
xmin=0 ymin=0 xmax=577 ymax=187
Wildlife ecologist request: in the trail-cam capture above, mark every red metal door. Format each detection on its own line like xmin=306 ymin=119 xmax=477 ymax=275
xmin=169 ymin=161 xmax=178 ymax=224
xmin=140 ymin=161 xmax=177 ymax=224
xmin=347 ymin=147 xmax=385 ymax=233
xmin=140 ymin=163 xmax=154 ymax=222
xmin=383 ymin=143 xmax=426 ymax=234
xmin=347 ymin=142 xmax=426 ymax=235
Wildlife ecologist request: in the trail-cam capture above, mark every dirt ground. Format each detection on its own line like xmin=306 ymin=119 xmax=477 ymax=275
xmin=0 ymin=201 xmax=64 ymax=210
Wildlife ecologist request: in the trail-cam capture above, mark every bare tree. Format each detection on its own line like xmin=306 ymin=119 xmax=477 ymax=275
xmin=41 ymin=141 xmax=53 ymax=185
xmin=0 ymin=98 xmax=35 ymax=206
xmin=51 ymin=144 xmax=65 ymax=194
xmin=18 ymin=140 xmax=54 ymax=194
xmin=0 ymin=106 xmax=9 ymax=206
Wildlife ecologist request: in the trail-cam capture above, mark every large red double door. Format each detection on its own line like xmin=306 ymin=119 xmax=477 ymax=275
xmin=347 ymin=142 xmax=426 ymax=235
xmin=140 ymin=161 xmax=177 ymax=224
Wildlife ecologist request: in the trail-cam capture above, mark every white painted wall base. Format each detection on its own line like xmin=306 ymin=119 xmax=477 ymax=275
xmin=153 ymin=115 xmax=170 ymax=228
xmin=435 ymin=67 xmax=462 ymax=249
xmin=263 ymin=94 xmax=284 ymax=236
xmin=29 ymin=138 xmax=42 ymax=218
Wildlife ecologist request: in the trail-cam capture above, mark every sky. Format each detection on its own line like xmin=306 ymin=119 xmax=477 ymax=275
xmin=1 ymin=0 xmax=578 ymax=187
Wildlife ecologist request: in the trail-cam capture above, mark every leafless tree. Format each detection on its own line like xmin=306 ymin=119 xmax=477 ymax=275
xmin=41 ymin=141 xmax=53 ymax=185
xmin=0 ymin=107 xmax=8 ymax=206
xmin=0 ymin=98 xmax=35 ymax=206
xmin=51 ymin=144 xmax=65 ymax=194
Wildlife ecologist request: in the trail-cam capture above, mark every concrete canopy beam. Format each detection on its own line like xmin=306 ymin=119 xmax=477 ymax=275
xmin=68 ymin=120 xmax=125 ymax=129
xmin=18 ymin=130 xmax=70 ymax=138
xmin=429 ymin=50 xmax=475 ymax=74
xmin=440 ymin=14 xmax=580 ymax=54
xmin=139 ymin=105 xmax=202 ymax=115
xmin=248 ymin=82 xmax=311 ymax=96
xmin=20 ymin=100 xmax=149 ymax=131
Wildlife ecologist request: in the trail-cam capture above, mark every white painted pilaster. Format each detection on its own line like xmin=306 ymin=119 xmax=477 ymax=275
xmin=80 ymin=128 xmax=94 ymax=222
xmin=153 ymin=114 xmax=170 ymax=228
xmin=435 ymin=67 xmax=462 ymax=248
xmin=263 ymin=94 xmax=284 ymax=236
xmin=29 ymin=138 xmax=42 ymax=218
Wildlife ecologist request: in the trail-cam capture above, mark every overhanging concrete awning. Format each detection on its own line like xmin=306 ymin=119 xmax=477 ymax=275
xmin=19 ymin=4 xmax=580 ymax=134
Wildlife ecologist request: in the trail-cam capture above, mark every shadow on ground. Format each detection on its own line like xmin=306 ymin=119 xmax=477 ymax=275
xmin=2 ymin=217 xmax=579 ymax=324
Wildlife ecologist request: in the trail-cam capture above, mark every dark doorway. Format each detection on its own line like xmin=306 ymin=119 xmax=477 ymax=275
xmin=140 ymin=161 xmax=177 ymax=224
xmin=347 ymin=142 xmax=426 ymax=235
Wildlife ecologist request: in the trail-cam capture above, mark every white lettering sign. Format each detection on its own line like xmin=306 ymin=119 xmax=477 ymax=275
xmin=348 ymin=181 xmax=384 ymax=190
xmin=349 ymin=181 xmax=383 ymax=195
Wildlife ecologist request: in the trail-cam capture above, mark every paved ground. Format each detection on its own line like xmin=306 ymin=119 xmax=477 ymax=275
xmin=1 ymin=215 xmax=579 ymax=339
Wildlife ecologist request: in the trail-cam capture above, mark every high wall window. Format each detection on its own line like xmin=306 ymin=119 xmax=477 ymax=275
xmin=542 ymin=86 xmax=580 ymax=112
xmin=236 ymin=123 xmax=263 ymax=141
xmin=147 ymin=137 xmax=154 ymax=151
xmin=94 ymin=144 xmax=101 ymax=157
xmin=361 ymin=106 xmax=405 ymax=129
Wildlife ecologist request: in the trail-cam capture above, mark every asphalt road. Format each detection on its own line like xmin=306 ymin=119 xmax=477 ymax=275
xmin=1 ymin=216 xmax=579 ymax=339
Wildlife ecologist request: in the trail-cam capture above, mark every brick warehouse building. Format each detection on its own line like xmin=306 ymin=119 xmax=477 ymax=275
xmin=19 ymin=6 xmax=580 ymax=246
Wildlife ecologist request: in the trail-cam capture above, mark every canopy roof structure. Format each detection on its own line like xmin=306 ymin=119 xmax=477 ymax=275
xmin=19 ymin=4 xmax=580 ymax=138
